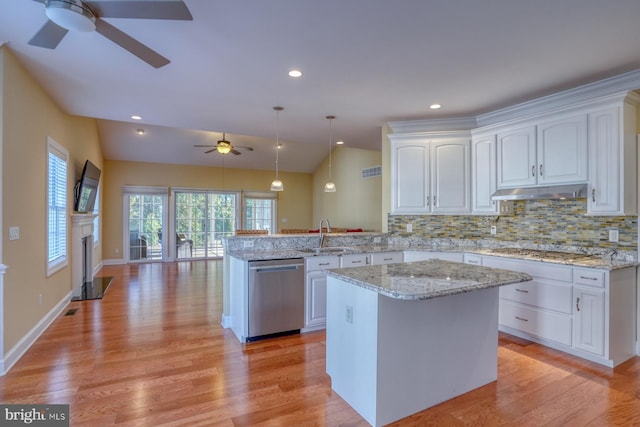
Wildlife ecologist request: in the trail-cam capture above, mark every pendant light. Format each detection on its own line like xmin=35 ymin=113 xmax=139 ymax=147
xmin=324 ymin=115 xmax=336 ymax=192
xmin=270 ymin=106 xmax=284 ymax=192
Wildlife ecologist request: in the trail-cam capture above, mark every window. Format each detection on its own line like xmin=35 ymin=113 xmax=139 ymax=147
xmin=47 ymin=137 xmax=69 ymax=276
xmin=124 ymin=186 xmax=167 ymax=262
xmin=243 ymin=192 xmax=277 ymax=234
xmin=93 ymin=186 xmax=100 ymax=245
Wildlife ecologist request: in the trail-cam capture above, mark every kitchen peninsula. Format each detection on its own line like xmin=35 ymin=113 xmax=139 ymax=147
xmin=325 ymin=260 xmax=532 ymax=427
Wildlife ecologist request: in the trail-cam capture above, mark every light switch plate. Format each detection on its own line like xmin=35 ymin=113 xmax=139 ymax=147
xmin=9 ymin=226 xmax=19 ymax=240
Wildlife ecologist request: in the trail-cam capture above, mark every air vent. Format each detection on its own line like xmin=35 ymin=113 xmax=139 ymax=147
xmin=362 ymin=166 xmax=382 ymax=178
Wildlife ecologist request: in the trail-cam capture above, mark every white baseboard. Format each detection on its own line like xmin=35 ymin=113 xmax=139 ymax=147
xmin=0 ymin=291 xmax=72 ymax=375
xmin=102 ymin=258 xmax=125 ymax=266
xmin=220 ymin=314 xmax=232 ymax=329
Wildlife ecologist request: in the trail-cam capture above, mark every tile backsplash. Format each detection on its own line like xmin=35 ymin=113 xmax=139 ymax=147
xmin=388 ymin=199 xmax=637 ymax=251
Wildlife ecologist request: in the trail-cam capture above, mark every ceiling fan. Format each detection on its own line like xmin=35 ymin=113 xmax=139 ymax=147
xmin=194 ymin=134 xmax=254 ymax=156
xmin=28 ymin=0 xmax=193 ymax=68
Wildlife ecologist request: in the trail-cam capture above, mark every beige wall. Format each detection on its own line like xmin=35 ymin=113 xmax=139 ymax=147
xmin=312 ymin=146 xmax=383 ymax=231
xmin=1 ymin=47 xmax=103 ymax=353
xmin=102 ymin=160 xmax=313 ymax=259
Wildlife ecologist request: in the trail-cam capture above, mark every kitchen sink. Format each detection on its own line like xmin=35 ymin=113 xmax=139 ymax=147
xmin=299 ymin=247 xmax=355 ymax=254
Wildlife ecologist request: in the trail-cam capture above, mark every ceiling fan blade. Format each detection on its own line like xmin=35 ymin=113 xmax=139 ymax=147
xmin=95 ymin=18 xmax=170 ymax=68
xmin=28 ymin=20 xmax=68 ymax=49
xmin=204 ymin=148 xmax=217 ymax=154
xmin=87 ymin=1 xmax=193 ymax=20
xmin=230 ymin=149 xmax=242 ymax=156
xmin=236 ymin=145 xmax=254 ymax=152
xmin=193 ymin=145 xmax=216 ymax=148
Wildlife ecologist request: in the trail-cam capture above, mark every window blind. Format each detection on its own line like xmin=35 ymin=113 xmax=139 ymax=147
xmin=47 ymin=138 xmax=68 ymax=275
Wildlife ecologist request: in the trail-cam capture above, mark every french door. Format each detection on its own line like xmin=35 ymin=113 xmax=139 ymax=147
xmin=125 ymin=187 xmax=168 ymax=262
xmin=174 ymin=191 xmax=238 ymax=258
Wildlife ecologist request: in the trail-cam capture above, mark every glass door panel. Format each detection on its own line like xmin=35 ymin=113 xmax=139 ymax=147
xmin=127 ymin=194 xmax=165 ymax=262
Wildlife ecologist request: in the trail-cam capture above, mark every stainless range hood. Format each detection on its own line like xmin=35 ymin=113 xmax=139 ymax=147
xmin=490 ymin=184 xmax=588 ymax=201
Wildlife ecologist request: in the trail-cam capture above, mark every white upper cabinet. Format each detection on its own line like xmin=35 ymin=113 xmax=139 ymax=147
xmin=471 ymin=133 xmax=498 ymax=213
xmin=537 ymin=114 xmax=588 ymax=184
xmin=496 ymin=125 xmax=537 ymax=188
xmin=390 ymin=141 xmax=430 ymax=213
xmin=390 ymin=133 xmax=470 ymax=214
xmin=587 ymin=97 xmax=638 ymax=215
xmin=496 ymin=114 xmax=587 ymax=189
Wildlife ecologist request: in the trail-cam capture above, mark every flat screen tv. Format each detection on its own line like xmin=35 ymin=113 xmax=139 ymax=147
xmin=74 ymin=160 xmax=101 ymax=213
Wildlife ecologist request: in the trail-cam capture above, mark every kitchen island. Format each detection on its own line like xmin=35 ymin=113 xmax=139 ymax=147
xmin=325 ymin=260 xmax=532 ymax=427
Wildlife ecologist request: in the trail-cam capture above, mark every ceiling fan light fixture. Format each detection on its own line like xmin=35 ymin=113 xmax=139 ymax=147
xmin=45 ymin=0 xmax=96 ymax=32
xmin=270 ymin=179 xmax=284 ymax=192
xmin=323 ymin=181 xmax=336 ymax=192
xmin=216 ymin=140 xmax=232 ymax=154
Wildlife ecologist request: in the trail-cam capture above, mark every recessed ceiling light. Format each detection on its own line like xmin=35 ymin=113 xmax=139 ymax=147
xmin=336 ymin=140 xmax=344 ymax=145
xmin=430 ymin=104 xmax=442 ymax=110
xmin=136 ymin=129 xmax=145 ymax=135
xmin=288 ymin=69 xmax=302 ymax=78
xmin=131 ymin=115 xmax=142 ymax=120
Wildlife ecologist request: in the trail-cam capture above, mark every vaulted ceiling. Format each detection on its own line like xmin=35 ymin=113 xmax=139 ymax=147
xmin=2 ymin=0 xmax=640 ymax=173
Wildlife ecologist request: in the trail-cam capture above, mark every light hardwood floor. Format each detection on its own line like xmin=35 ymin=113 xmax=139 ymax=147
xmin=1 ymin=260 xmax=639 ymax=426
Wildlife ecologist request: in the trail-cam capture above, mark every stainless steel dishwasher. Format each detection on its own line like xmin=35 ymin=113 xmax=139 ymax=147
xmin=247 ymin=258 xmax=305 ymax=341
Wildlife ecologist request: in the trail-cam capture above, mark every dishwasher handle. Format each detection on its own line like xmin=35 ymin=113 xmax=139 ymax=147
xmin=250 ymin=264 xmax=303 ymax=273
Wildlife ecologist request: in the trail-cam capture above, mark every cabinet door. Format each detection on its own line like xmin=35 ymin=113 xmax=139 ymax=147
xmin=305 ymin=271 xmax=327 ymax=329
xmin=497 ymin=125 xmax=537 ymax=188
xmin=471 ymin=134 xmax=498 ymax=213
xmin=391 ymin=142 xmax=430 ymax=213
xmin=537 ymin=114 xmax=587 ymax=184
xmin=588 ymin=107 xmax=621 ymax=214
xmin=573 ymin=286 xmax=605 ymax=356
xmin=431 ymin=139 xmax=470 ymax=213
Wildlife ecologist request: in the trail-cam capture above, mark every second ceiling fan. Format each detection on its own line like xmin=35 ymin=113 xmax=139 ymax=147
xmin=194 ymin=134 xmax=254 ymax=156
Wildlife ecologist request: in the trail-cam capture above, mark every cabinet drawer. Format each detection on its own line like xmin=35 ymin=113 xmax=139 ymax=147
xmin=483 ymin=256 xmax=572 ymax=282
xmin=499 ymin=279 xmax=572 ymax=314
xmin=574 ymin=268 xmax=605 ymax=288
xmin=340 ymin=254 xmax=369 ymax=268
xmin=369 ymin=252 xmax=403 ymax=265
xmin=306 ymin=256 xmax=340 ymax=271
xmin=499 ymin=300 xmax=572 ymax=346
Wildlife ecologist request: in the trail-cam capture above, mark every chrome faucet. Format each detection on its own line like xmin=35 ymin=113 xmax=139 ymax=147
xmin=319 ymin=218 xmax=331 ymax=248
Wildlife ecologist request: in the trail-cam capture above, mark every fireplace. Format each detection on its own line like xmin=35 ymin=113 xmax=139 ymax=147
xmin=71 ymin=214 xmax=97 ymax=300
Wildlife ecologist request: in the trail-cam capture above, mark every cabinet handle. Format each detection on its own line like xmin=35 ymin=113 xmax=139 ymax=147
xmin=592 ymin=188 xmax=596 ymax=202
xmin=351 ymin=260 xmax=362 ymax=264
xmin=576 ymin=297 xmax=580 ymax=312
xmin=579 ymin=275 xmax=598 ymax=281
xmin=515 ymin=316 xmax=528 ymax=322
xmin=319 ymin=262 xmax=330 ymax=266
xmin=467 ymin=260 xmax=480 ymax=265
xmin=426 ymin=196 xmax=430 ymax=207
xmin=539 ymin=164 xmax=543 ymax=176
xmin=531 ymin=165 xmax=535 ymax=176
xmin=515 ymin=288 xmax=529 ymax=293
xmin=383 ymin=258 xmax=393 ymax=261
xmin=433 ymin=195 xmax=436 ymax=206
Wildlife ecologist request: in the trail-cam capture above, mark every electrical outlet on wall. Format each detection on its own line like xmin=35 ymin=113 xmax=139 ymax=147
xmin=406 ymin=223 xmax=413 ymax=233
xmin=609 ymin=229 xmax=619 ymax=242
xmin=490 ymin=225 xmax=497 ymax=235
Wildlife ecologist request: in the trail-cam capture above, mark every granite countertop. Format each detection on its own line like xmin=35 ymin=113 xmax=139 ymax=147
xmin=326 ymin=259 xmax=532 ymax=300
xmin=227 ymin=245 xmax=637 ymax=270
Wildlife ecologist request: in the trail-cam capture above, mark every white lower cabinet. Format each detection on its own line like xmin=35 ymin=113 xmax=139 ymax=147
xmin=304 ymin=256 xmax=339 ymax=331
xmin=484 ymin=256 xmax=635 ymax=367
xmin=303 ymin=251 xmax=403 ymax=331
xmin=573 ymin=285 xmax=605 ymax=356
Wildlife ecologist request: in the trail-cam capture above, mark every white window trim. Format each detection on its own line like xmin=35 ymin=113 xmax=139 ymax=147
xmin=46 ymin=136 xmax=69 ymax=276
